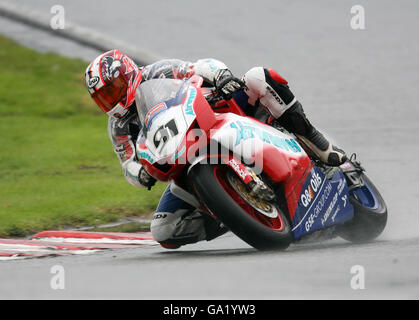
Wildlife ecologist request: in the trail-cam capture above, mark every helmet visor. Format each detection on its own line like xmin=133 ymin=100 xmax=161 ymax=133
xmin=91 ymin=74 xmax=128 ymax=112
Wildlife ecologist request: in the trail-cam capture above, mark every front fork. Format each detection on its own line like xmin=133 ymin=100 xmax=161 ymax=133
xmin=222 ymin=155 xmax=276 ymax=202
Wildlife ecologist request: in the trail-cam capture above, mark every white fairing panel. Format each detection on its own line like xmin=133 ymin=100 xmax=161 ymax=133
xmin=210 ymin=113 xmax=306 ymax=165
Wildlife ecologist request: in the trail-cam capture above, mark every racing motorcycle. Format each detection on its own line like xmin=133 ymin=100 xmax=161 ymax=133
xmin=135 ymin=76 xmax=387 ymax=250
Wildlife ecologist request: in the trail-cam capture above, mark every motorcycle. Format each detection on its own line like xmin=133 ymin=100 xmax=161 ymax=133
xmin=134 ymin=76 xmax=387 ymax=250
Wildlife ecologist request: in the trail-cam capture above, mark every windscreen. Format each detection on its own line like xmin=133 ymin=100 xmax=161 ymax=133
xmin=135 ymin=79 xmax=189 ymax=129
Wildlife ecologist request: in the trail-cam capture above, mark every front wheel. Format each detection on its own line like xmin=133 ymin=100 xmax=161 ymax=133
xmin=189 ymin=164 xmax=293 ymax=250
xmin=338 ymin=173 xmax=387 ymax=242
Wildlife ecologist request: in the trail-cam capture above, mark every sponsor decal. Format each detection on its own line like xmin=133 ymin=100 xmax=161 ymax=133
xmin=266 ymin=86 xmax=284 ymax=105
xmin=342 ymin=194 xmax=348 ymax=207
xmin=185 ymin=87 xmax=197 ymax=116
xmin=228 ymin=159 xmax=249 ymax=181
xmin=137 ymin=151 xmax=155 ymax=164
xmin=317 ymin=184 xmax=337 ymax=228
xmin=304 ymin=182 xmax=332 ymax=232
xmin=88 ymin=76 xmax=99 ymax=88
xmin=154 ymin=213 xmax=167 ymax=220
xmin=291 ymin=167 xmax=354 ymax=239
xmin=300 ymin=170 xmax=323 ymax=207
xmin=230 ymin=120 xmax=302 ymax=153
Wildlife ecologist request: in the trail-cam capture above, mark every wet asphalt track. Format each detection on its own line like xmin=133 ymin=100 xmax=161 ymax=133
xmin=0 ymin=0 xmax=419 ymax=299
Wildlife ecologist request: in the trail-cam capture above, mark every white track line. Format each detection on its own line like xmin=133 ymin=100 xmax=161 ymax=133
xmin=32 ymin=237 xmax=158 ymax=245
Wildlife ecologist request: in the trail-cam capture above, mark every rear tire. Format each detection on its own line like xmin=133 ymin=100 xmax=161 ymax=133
xmin=338 ymin=174 xmax=387 ymax=243
xmin=189 ymin=164 xmax=293 ymax=250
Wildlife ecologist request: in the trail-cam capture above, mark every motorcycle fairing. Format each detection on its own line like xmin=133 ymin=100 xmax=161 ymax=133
xmin=137 ymin=85 xmax=198 ymax=164
xmin=291 ymin=166 xmax=354 ymax=239
xmin=210 ymin=114 xmax=306 ymax=164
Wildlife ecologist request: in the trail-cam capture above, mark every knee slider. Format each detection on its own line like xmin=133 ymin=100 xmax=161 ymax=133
xmin=150 ymin=211 xmax=183 ymax=242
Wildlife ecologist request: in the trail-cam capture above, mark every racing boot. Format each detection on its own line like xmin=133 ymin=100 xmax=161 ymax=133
xmin=276 ymin=101 xmax=347 ymax=166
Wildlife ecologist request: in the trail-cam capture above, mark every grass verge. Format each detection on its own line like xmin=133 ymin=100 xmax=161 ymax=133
xmin=0 ymin=36 xmax=165 ymax=237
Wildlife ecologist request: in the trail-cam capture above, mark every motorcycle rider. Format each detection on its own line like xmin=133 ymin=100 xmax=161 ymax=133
xmin=85 ymin=49 xmax=347 ymax=249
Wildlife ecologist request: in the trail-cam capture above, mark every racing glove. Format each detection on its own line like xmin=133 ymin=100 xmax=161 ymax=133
xmin=138 ymin=167 xmax=157 ymax=190
xmin=214 ymin=69 xmax=245 ymax=100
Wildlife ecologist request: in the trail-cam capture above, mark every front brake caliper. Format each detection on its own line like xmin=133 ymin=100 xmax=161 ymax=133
xmin=247 ymin=173 xmax=276 ymax=202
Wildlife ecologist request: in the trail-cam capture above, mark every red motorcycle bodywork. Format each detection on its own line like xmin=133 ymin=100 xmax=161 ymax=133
xmin=137 ymin=81 xmax=313 ymax=220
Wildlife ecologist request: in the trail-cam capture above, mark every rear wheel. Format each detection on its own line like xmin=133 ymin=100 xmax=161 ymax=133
xmin=189 ymin=164 xmax=293 ymax=250
xmin=338 ymin=173 xmax=387 ymax=242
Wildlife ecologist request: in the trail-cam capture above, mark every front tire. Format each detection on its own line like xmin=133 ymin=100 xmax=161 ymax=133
xmin=189 ymin=164 xmax=293 ymax=250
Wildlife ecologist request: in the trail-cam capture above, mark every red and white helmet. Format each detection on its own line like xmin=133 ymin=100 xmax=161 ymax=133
xmin=85 ymin=49 xmax=142 ymax=119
